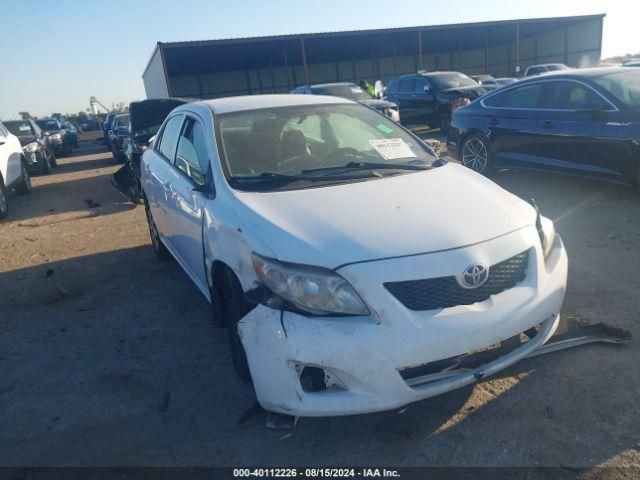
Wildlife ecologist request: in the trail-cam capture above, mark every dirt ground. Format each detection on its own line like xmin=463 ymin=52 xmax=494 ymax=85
xmin=0 ymin=132 xmax=639 ymax=469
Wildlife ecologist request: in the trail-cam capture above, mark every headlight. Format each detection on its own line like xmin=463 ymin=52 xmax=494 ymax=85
xmin=252 ymin=254 xmax=369 ymax=316
xmin=23 ymin=142 xmax=39 ymax=153
xmin=538 ymin=215 xmax=556 ymax=261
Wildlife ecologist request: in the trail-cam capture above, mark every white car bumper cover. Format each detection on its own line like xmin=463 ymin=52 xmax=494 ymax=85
xmin=238 ymin=226 xmax=568 ymax=416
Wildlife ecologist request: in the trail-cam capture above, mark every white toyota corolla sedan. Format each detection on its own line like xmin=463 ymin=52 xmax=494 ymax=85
xmin=141 ymin=94 xmax=567 ymax=418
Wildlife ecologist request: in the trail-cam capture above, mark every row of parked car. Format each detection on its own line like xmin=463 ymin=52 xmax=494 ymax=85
xmin=0 ymin=117 xmax=81 ymax=218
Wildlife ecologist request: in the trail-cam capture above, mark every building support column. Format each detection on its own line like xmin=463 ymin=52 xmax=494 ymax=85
xmin=484 ymin=34 xmax=489 ymax=73
xmin=515 ymin=22 xmax=520 ymax=74
xmin=564 ymin=26 xmax=569 ymax=65
xmin=300 ymin=36 xmax=309 ymax=84
xmin=418 ymin=30 xmax=423 ymax=70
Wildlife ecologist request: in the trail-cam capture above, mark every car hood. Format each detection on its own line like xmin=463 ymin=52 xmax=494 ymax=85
xmin=233 ymin=163 xmax=535 ymax=269
xmin=440 ymin=85 xmax=488 ymax=99
xmin=129 ymin=98 xmax=190 ymax=139
xmin=15 ymin=134 xmax=36 ymax=146
xmin=358 ymin=99 xmax=397 ymax=109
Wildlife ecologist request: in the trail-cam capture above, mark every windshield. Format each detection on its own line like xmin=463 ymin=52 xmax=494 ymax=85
xmin=115 ymin=115 xmax=130 ymax=128
xmin=547 ymin=64 xmax=569 ymax=72
xmin=428 ymin=73 xmax=478 ymax=90
xmin=310 ymin=84 xmax=372 ymax=101
xmin=217 ymin=103 xmax=438 ymax=191
xmin=593 ymin=71 xmax=640 ymax=108
xmin=36 ymin=119 xmax=59 ymax=130
xmin=4 ymin=121 xmax=33 ymax=136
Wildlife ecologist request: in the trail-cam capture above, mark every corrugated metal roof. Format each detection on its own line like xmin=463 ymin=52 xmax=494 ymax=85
xmin=157 ymin=14 xmax=605 ymax=49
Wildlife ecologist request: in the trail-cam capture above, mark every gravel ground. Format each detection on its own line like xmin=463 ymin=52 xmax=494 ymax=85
xmin=0 ymin=132 xmax=638 ymax=470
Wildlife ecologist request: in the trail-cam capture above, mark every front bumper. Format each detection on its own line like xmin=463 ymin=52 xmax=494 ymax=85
xmin=239 ymin=227 xmax=567 ymax=417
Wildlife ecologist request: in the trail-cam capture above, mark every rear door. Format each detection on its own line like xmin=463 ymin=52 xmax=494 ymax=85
xmin=163 ymin=115 xmax=212 ymax=293
xmin=480 ymin=82 xmax=545 ymax=166
xmin=535 ymin=80 xmax=632 ymax=181
xmin=144 ymin=113 xmax=185 ymax=236
xmin=396 ymin=78 xmax=417 ymax=124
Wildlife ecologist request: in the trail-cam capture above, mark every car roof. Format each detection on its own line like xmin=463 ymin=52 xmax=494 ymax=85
xmin=518 ymin=66 xmax=631 ymax=82
xmin=194 ymin=94 xmax=354 ymax=114
xmin=309 ymin=82 xmax=357 ymax=88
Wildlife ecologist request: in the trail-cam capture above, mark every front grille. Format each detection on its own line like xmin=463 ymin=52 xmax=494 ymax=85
xmin=384 ymin=249 xmax=530 ymax=311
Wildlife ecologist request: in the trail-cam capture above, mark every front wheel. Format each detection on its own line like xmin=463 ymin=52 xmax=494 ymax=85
xmin=440 ymin=114 xmax=451 ymax=135
xmin=40 ymin=150 xmax=53 ymax=174
xmin=0 ymin=174 xmax=7 ymax=219
xmin=222 ymin=269 xmax=253 ymax=382
xmin=15 ymin=159 xmax=32 ymax=195
xmin=460 ymin=134 xmax=493 ymax=175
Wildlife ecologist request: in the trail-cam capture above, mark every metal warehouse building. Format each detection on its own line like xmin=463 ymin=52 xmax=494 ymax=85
xmin=142 ymin=14 xmax=604 ymax=99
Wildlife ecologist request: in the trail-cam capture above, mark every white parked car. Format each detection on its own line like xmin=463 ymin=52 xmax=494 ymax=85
xmin=141 ymin=95 xmax=568 ymax=418
xmin=0 ymin=121 xmax=32 ymax=219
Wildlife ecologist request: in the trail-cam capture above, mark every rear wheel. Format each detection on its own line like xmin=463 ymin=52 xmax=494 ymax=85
xmin=460 ymin=134 xmax=493 ymax=175
xmin=15 ymin=159 xmax=32 ymax=195
xmin=222 ymin=269 xmax=252 ymax=382
xmin=0 ymin=174 xmax=7 ymax=219
xmin=145 ymin=206 xmax=171 ymax=261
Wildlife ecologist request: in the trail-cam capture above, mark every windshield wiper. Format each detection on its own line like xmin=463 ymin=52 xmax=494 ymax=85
xmin=229 ymin=171 xmax=368 ymax=183
xmin=301 ymin=161 xmax=431 ymax=175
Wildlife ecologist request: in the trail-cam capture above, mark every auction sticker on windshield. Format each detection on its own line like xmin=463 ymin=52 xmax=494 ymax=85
xmin=369 ymin=138 xmax=417 ymax=160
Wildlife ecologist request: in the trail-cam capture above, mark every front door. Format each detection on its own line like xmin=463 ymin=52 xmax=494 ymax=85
xmin=535 ymin=80 xmax=633 ymax=181
xmin=163 ymin=116 xmax=212 ymax=293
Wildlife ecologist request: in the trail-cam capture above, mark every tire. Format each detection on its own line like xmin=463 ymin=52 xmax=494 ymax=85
xmin=460 ymin=134 xmax=493 ymax=175
xmin=145 ymin=206 xmax=171 ymax=261
xmin=0 ymin=174 xmax=7 ymax=220
xmin=15 ymin=159 xmax=32 ymax=195
xmin=40 ymin=150 xmax=53 ymax=174
xmin=50 ymin=150 xmax=58 ymax=168
xmin=440 ymin=114 xmax=451 ymax=135
xmin=222 ymin=269 xmax=252 ymax=382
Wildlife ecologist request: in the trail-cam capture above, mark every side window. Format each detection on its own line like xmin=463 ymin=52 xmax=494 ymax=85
xmin=175 ymin=117 xmax=209 ymax=186
xmin=414 ymin=78 xmax=429 ymax=93
xmin=399 ymin=78 xmax=416 ymax=93
xmin=483 ymin=83 xmax=544 ymax=109
xmin=541 ymin=81 xmax=610 ymax=110
xmin=157 ymin=115 xmax=184 ymax=161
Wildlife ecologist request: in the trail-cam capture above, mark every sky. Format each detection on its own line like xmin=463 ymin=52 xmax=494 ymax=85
xmin=0 ymin=0 xmax=638 ymax=119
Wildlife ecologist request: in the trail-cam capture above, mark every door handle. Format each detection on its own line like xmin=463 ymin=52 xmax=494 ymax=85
xmin=488 ymin=117 xmax=499 ymax=126
xmin=541 ymin=120 xmax=553 ymax=129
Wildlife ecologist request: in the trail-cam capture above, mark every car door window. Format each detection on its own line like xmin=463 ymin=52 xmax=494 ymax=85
xmin=483 ymin=83 xmax=544 ymax=108
xmin=399 ymin=78 xmax=416 ymax=93
xmin=541 ymin=81 xmax=611 ymax=110
xmin=414 ymin=78 xmax=429 ymax=93
xmin=174 ymin=117 xmax=209 ymax=186
xmin=157 ymin=115 xmax=184 ymax=161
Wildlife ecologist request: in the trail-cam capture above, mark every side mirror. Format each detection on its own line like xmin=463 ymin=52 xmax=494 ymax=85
xmin=193 ymin=182 xmax=215 ymax=199
xmin=0 ymin=135 xmax=5 ymax=145
xmin=424 ymin=85 xmax=430 ymax=93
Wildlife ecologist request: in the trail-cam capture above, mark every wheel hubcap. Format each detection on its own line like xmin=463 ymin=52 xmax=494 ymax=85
xmin=462 ymin=138 xmax=488 ymax=172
